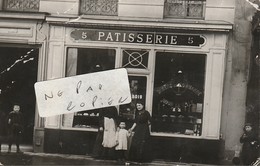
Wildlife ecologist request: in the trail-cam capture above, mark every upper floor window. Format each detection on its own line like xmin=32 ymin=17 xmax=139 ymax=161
xmin=80 ymin=0 xmax=118 ymax=16
xmin=164 ymin=0 xmax=205 ymax=19
xmin=3 ymin=0 xmax=40 ymax=12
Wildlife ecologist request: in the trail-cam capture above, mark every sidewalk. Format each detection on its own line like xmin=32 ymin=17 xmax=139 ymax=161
xmin=0 ymin=144 xmax=231 ymax=166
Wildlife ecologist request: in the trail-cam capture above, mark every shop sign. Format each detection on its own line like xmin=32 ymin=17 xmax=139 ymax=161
xmin=70 ymin=29 xmax=206 ymax=47
xmin=34 ymin=68 xmax=131 ymax=117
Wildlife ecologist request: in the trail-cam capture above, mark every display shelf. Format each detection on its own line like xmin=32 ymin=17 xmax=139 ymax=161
xmin=72 ymin=115 xmax=99 ymax=129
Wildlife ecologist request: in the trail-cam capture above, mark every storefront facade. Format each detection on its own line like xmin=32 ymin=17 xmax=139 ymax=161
xmin=40 ymin=15 xmax=232 ymax=161
xmin=1 ymin=0 xmax=257 ymax=164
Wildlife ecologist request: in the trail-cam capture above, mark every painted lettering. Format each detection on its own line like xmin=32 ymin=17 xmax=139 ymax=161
xmin=106 ymin=32 xmax=113 ymax=41
xmin=188 ymin=37 xmax=194 ymax=44
xmin=146 ymin=34 xmax=153 ymax=43
xmin=123 ymin=33 xmax=126 ymax=42
xmin=128 ymin=33 xmax=135 ymax=42
xmin=98 ymin=32 xmax=105 ymax=40
xmin=170 ymin=36 xmax=177 ymax=45
xmin=82 ymin=32 xmax=87 ymax=39
xmin=165 ymin=35 xmax=169 ymax=44
xmin=114 ymin=33 xmax=121 ymax=41
xmin=137 ymin=34 xmax=143 ymax=43
xmin=155 ymin=35 xmax=163 ymax=44
xmin=72 ymin=30 xmax=205 ymax=47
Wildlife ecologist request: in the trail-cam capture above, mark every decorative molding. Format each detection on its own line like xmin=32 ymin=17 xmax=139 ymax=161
xmin=0 ymin=26 xmax=32 ymax=37
xmin=46 ymin=16 xmax=233 ymax=32
xmin=0 ymin=11 xmax=46 ymax=20
xmin=36 ymin=22 xmax=48 ymax=42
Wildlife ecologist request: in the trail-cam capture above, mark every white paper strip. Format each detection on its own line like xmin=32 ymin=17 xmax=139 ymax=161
xmin=34 ymin=68 xmax=131 ymax=117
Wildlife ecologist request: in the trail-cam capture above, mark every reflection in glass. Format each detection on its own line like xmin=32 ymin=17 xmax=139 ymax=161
xmin=152 ymin=52 xmax=206 ymax=136
xmin=119 ymin=76 xmax=147 ymax=129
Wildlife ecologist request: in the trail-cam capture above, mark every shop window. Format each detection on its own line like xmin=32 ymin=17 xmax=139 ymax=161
xmin=63 ymin=47 xmax=116 ymax=129
xmin=119 ymin=76 xmax=147 ymax=129
xmin=151 ymin=52 xmax=205 ymax=136
xmin=3 ymin=0 xmax=40 ymax=12
xmin=122 ymin=50 xmax=149 ymax=69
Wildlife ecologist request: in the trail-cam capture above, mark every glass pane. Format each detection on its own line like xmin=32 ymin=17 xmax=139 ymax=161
xmin=122 ymin=50 xmax=149 ymax=69
xmin=152 ymin=52 xmax=205 ymax=136
xmin=119 ymin=76 xmax=147 ymax=129
xmin=64 ymin=47 xmax=116 ymax=129
xmin=76 ymin=48 xmax=116 ymax=75
xmin=187 ymin=1 xmax=204 ymax=18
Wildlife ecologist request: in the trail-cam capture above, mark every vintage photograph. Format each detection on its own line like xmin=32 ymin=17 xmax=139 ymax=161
xmin=0 ymin=0 xmax=260 ymax=165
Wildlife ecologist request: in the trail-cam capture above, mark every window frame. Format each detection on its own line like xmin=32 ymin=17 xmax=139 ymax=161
xmin=164 ymin=0 xmax=206 ymax=19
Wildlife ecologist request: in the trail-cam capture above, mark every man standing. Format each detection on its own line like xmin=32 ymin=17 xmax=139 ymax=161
xmin=7 ymin=104 xmax=24 ymax=153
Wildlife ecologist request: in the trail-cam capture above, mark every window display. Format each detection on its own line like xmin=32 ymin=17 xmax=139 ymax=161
xmin=151 ymin=52 xmax=206 ymax=136
xmin=64 ymin=47 xmax=116 ymax=129
xmin=64 ymin=47 xmax=206 ymax=136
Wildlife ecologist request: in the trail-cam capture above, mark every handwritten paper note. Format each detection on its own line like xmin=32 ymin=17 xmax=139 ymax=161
xmin=34 ymin=68 xmax=131 ymax=117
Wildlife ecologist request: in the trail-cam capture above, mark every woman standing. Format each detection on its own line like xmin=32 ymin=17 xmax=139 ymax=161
xmin=129 ymin=101 xmax=151 ymax=162
xmin=92 ymin=106 xmax=118 ymax=159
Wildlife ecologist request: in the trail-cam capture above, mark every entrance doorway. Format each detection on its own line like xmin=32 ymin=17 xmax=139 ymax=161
xmin=0 ymin=46 xmax=39 ymax=144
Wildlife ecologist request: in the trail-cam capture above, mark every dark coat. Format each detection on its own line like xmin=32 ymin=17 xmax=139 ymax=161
xmin=240 ymin=131 xmax=258 ymax=165
xmin=7 ymin=110 xmax=24 ymax=134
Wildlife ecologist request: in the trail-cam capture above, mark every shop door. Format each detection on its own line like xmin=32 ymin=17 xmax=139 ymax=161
xmin=0 ymin=46 xmax=39 ymax=144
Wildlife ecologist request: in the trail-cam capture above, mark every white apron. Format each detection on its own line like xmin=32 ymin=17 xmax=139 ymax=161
xmin=102 ymin=117 xmax=117 ymax=148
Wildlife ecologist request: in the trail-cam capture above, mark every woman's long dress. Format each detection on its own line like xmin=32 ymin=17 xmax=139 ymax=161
xmin=129 ymin=110 xmax=151 ymax=162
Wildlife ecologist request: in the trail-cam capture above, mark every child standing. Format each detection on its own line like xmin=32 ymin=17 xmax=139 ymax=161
xmin=115 ymin=121 xmax=130 ymax=162
xmin=240 ymin=123 xmax=259 ymax=165
xmin=7 ymin=104 xmax=24 ymax=153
